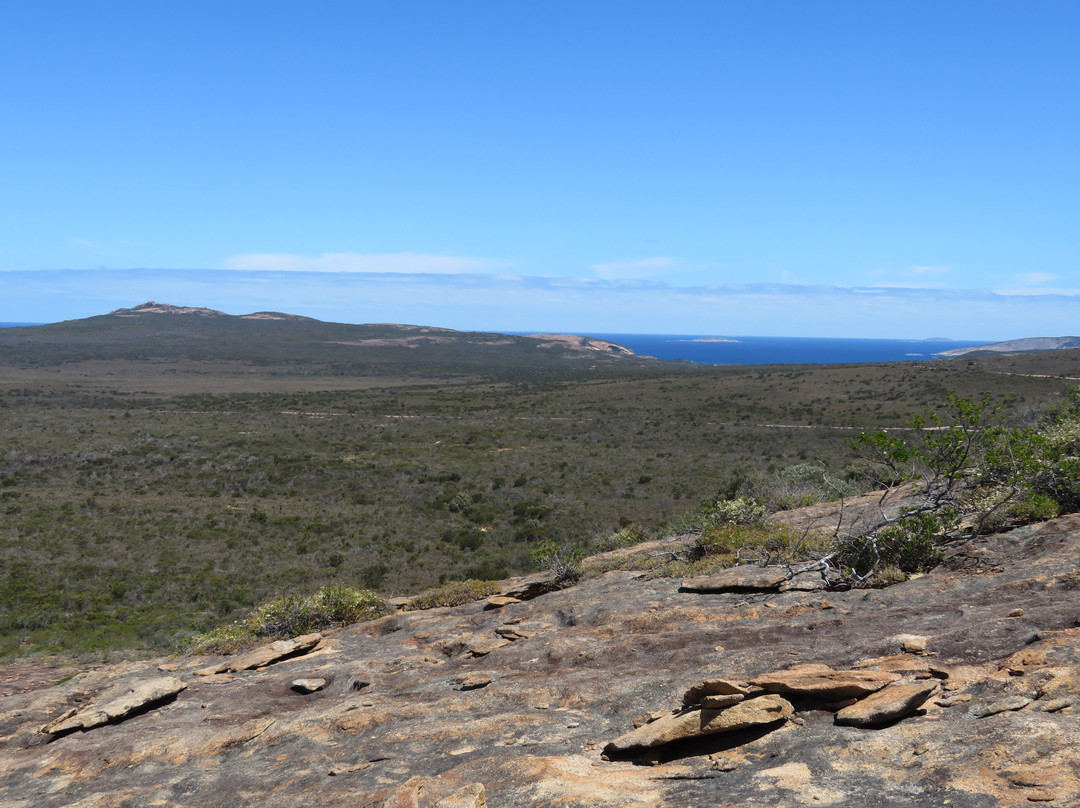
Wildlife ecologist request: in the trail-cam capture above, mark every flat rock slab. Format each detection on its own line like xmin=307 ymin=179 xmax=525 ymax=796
xmin=682 ymin=678 xmax=752 ymax=707
xmin=603 ymin=694 xmax=794 ymax=755
xmin=700 ymin=694 xmax=745 ymax=709
xmin=498 ymin=572 xmax=560 ymax=601
xmin=680 ymin=566 xmax=790 ymax=593
xmin=974 ymin=696 xmax=1033 ymax=717
xmin=453 ymin=673 xmax=493 ymax=691
xmin=779 ymin=576 xmax=827 ymax=592
xmin=834 ymin=682 xmax=938 ymax=727
xmin=484 ymin=596 xmax=521 ymax=609
xmin=194 ymin=633 xmax=322 ymax=676
xmin=41 ymin=676 xmax=186 ymax=735
xmin=749 ymin=669 xmax=901 ymax=700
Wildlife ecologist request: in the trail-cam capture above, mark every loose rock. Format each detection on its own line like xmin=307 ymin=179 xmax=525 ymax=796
xmin=680 ymin=566 xmax=790 ymax=593
xmin=194 ymin=633 xmax=322 ymax=676
xmin=602 ymin=694 xmax=794 ymax=755
xmin=834 ymin=682 xmax=938 ymax=727
xmin=290 ymin=678 xmax=326 ymax=694
xmin=701 ymin=693 xmax=745 ymax=709
xmin=484 ymin=596 xmax=521 ymax=609
xmin=682 ymin=678 xmax=751 ymax=707
xmin=41 ymin=676 xmax=187 ymax=736
xmin=435 ymin=783 xmax=488 ymax=808
xmin=1041 ymin=698 xmax=1073 ymax=712
xmin=974 ymin=696 xmax=1032 ymax=717
xmin=897 ymin=634 xmax=929 ymax=654
xmin=749 ymin=669 xmax=901 ymax=700
xmin=453 ymin=673 xmax=493 ymax=691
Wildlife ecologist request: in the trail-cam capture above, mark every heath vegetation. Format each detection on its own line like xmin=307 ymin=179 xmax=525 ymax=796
xmin=1 ymin=314 xmax=1078 ymax=658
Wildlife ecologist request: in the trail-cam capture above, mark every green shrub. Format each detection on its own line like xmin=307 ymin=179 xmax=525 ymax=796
xmin=531 ymin=538 xmax=585 ymax=586
xmin=712 ymin=497 xmax=767 ymax=526
xmin=1008 ymin=493 xmax=1061 ymax=525
xmin=836 ymin=511 xmax=948 ymax=580
xmin=595 ymin=523 xmax=650 ymax=552
xmin=405 ymin=579 xmax=501 ymax=610
xmin=692 ymin=522 xmax=831 ymax=567
xmin=185 ymin=584 xmax=387 ymax=654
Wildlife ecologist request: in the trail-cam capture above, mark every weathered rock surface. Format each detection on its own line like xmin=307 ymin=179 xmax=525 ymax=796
xmin=4 ymin=511 xmax=1080 ymax=805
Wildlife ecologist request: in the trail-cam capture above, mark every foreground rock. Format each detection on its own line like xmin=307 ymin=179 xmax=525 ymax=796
xmin=834 ymin=682 xmax=938 ymax=727
xmin=4 ymin=511 xmax=1080 ymax=805
xmin=602 ymin=694 xmax=794 ymax=756
xmin=680 ymin=566 xmax=791 ymax=592
xmin=749 ymin=668 xmax=901 ymax=699
xmin=681 ymin=678 xmax=753 ymax=707
xmin=193 ymin=632 xmax=322 ymax=675
xmin=40 ymin=676 xmax=186 ymax=737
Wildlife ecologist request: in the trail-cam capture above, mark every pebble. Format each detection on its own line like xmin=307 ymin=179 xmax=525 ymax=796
xmin=291 ymin=678 xmax=327 ymax=694
xmin=935 ymin=693 xmax=972 ymax=708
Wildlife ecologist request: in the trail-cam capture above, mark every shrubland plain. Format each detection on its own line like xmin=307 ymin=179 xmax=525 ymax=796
xmin=1 ymin=309 xmax=1077 ymax=658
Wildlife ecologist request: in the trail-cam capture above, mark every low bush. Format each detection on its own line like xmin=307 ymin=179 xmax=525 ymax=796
xmin=185 ymin=585 xmax=387 ymax=654
xmin=405 ymin=579 xmax=502 ymax=610
xmin=531 ymin=538 xmax=585 ymax=586
xmin=693 ymin=522 xmax=831 ymax=567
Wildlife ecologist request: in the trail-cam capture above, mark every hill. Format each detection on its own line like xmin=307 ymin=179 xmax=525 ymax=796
xmin=0 ymin=302 xmax=657 ymax=383
xmin=939 ymin=335 xmax=1080 ymax=358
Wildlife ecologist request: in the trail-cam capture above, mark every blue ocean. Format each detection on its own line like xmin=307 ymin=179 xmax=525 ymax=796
xmin=571 ymin=334 xmax=991 ymax=365
xmin=2 ymin=320 xmax=989 ymax=365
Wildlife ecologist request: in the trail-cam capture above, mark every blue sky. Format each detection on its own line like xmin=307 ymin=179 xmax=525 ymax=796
xmin=2 ymin=2 xmax=1078 ymax=338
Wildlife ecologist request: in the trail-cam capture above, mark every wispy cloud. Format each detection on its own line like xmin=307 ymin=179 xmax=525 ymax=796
xmin=221 ymin=252 xmax=510 ymax=274
xmin=863 ymin=265 xmax=951 ymax=289
xmin=69 ymin=237 xmax=133 ymax=261
xmin=1013 ymin=272 xmax=1058 ymax=285
xmin=994 ymin=286 xmax=1080 ymax=297
xmin=590 ymin=256 xmax=675 ymax=280
xmin=7 ymin=269 xmax=1080 ymax=340
xmin=910 ymin=265 xmax=950 ymax=275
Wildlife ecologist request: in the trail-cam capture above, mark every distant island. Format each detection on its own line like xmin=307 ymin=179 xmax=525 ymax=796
xmin=938 ymin=336 xmax=1080 ymax=358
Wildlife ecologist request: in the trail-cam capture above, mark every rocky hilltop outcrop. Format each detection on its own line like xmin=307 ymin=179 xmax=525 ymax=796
xmin=2 ymin=509 xmax=1080 ymax=806
xmin=109 ymin=301 xmax=318 ymax=321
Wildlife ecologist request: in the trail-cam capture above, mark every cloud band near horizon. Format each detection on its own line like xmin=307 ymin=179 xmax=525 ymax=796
xmin=2 ymin=268 xmax=1080 ymax=341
